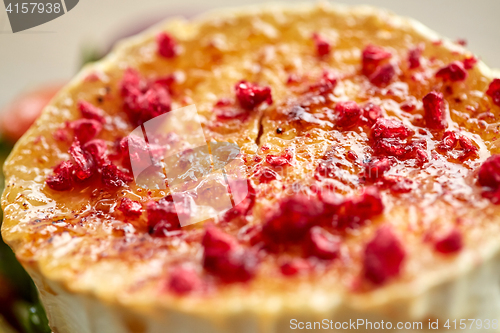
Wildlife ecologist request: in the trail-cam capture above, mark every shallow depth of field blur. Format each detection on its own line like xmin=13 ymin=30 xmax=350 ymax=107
xmin=0 ymin=0 xmax=499 ymax=332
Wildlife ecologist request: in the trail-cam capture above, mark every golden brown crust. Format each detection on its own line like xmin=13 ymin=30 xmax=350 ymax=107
xmin=2 ymin=2 xmax=500 ymax=327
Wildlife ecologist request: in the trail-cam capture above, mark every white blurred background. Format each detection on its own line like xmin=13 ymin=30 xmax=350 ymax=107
xmin=1 ymin=0 xmax=499 ymax=108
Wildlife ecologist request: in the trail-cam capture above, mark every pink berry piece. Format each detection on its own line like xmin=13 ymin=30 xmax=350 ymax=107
xmin=119 ymin=197 xmax=142 ymax=217
xmin=423 ymin=91 xmax=447 ymax=130
xmin=335 ymin=101 xmax=361 ymax=128
xmin=365 ymin=157 xmax=391 ymax=181
xmin=167 ymin=267 xmax=202 ymax=295
xmin=77 ymin=100 xmax=105 ymax=123
xmin=235 ymin=80 xmax=273 ymax=110
xmin=280 ymin=259 xmax=310 ymax=276
xmin=265 ymin=149 xmax=293 ymax=167
xmin=478 ymin=154 xmax=500 ymax=191
xmin=312 ymin=33 xmax=331 ymax=57
xmin=486 ymin=79 xmax=500 ymax=107
xmin=71 ymin=119 xmax=102 ymax=144
xmin=262 ymin=195 xmax=324 ymax=246
xmin=361 ymin=44 xmax=392 ymax=76
xmin=69 ymin=141 xmax=95 ymax=181
xmin=407 ymin=45 xmax=423 ymax=69
xmin=363 ymin=226 xmax=405 ymax=285
xmin=101 ymin=163 xmax=133 ymax=188
xmin=46 ymin=160 xmax=74 ymax=191
xmin=434 ymin=229 xmax=463 ymax=254
xmin=156 ymin=32 xmax=178 ymax=58
xmin=371 ymin=118 xmax=413 ymax=140
xmin=202 ymin=227 xmax=258 ymax=283
xmin=435 ymin=61 xmax=468 ymax=82
xmin=147 ymin=195 xmax=190 ymax=236
xmin=362 ymin=103 xmax=382 ymax=124
xmin=369 ymin=63 xmax=396 ymax=87
xmin=304 ymin=226 xmax=340 ymax=260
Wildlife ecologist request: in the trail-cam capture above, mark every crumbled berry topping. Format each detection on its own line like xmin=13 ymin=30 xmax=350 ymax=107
xmin=156 ymin=32 xmax=178 ymax=58
xmin=362 ymin=45 xmax=392 ymax=76
xmin=202 ymin=227 xmax=258 ymax=282
xmin=369 ymin=63 xmax=396 ymax=87
xmin=363 ymin=226 xmax=405 ymax=285
xmin=70 ymin=119 xmax=102 ymax=144
xmin=46 ymin=161 xmax=74 ymax=191
xmin=435 ymin=61 xmax=468 ymax=82
xmin=118 ymin=198 xmax=143 ymax=217
xmin=434 ymin=229 xmax=463 ymax=254
xmin=312 ymin=33 xmax=331 ymax=57
xmin=371 ymin=118 xmax=413 ymax=140
xmin=235 ymin=81 xmax=273 ymax=110
xmin=335 ymin=101 xmax=361 ymax=128
xmin=167 ymin=267 xmax=201 ymax=295
xmin=407 ymin=45 xmax=423 ymax=69
xmin=423 ymin=91 xmax=447 ymax=129
xmin=304 ymin=226 xmax=340 ymax=260
xmin=486 ymin=79 xmax=500 ymax=107
xmin=77 ymin=100 xmax=106 ymax=123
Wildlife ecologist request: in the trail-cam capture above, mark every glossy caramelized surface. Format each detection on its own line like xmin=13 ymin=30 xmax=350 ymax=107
xmin=2 ymin=3 xmax=500 ymax=314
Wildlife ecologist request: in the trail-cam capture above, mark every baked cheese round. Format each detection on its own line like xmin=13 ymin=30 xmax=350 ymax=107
xmin=3 ymin=3 xmax=500 ymax=333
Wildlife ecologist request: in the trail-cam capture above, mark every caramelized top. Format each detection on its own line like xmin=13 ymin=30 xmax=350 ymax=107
xmin=2 ymin=3 xmax=500 ymax=315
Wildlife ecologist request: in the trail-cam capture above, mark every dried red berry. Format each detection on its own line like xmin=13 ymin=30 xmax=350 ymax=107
xmin=137 ymin=84 xmax=172 ymax=120
xmin=147 ymin=195 xmax=188 ymax=235
xmin=156 ymin=32 xmax=178 ymax=58
xmin=346 ymin=150 xmax=358 ymax=161
xmin=333 ymin=187 xmax=384 ymax=230
xmin=407 ymin=45 xmax=423 ymax=69
xmin=77 ymin=100 xmax=105 ymax=123
xmin=70 ymin=119 xmax=102 ymax=144
xmin=371 ymin=118 xmax=412 ymax=140
xmin=304 ymin=226 xmax=340 ymax=260
xmin=458 ymin=135 xmax=478 ymax=156
xmin=202 ymin=227 xmax=258 ymax=283
xmin=235 ymin=81 xmax=272 ymax=110
xmin=101 ymin=164 xmax=133 ymax=188
xmin=308 ymin=71 xmax=337 ymax=94
xmin=82 ymin=139 xmax=108 ymax=166
xmin=423 ymin=91 xmax=447 ymax=129
xmin=363 ymin=226 xmax=405 ymax=285
xmin=280 ymin=259 xmax=310 ymax=276
xmin=369 ymin=63 xmax=396 ymax=87
xmin=266 ymin=149 xmax=293 ymax=167
xmin=262 ymin=195 xmax=323 ymax=246
xmin=439 ymin=131 xmax=459 ymax=150
xmin=462 ymin=56 xmax=478 ymax=70
xmin=121 ymin=68 xmax=145 ymax=98
xmin=335 ymin=101 xmax=361 ymax=128
xmin=349 ymin=187 xmax=384 ymax=221
xmin=434 ymin=229 xmax=463 ymax=254
xmin=400 ymin=98 xmax=417 ymax=112
xmin=121 ymin=68 xmax=172 ymax=126
xmin=118 ymin=197 xmax=142 ymax=217
xmin=478 ymin=154 xmax=500 ymax=191
xmin=69 ymin=141 xmax=95 ymax=181
xmin=167 ymin=267 xmax=201 ymax=295
xmin=203 ymin=227 xmax=238 ymax=255
xmin=362 ymin=45 xmax=392 ymax=76
xmin=372 ymin=138 xmax=407 ymax=158
xmin=46 ymin=160 xmax=74 ymax=191
xmin=486 ymin=79 xmax=500 ymax=107
xmin=365 ymin=157 xmax=391 ymax=181
xmin=312 ymin=33 xmax=331 ymax=57
xmin=362 ymin=103 xmax=382 ymax=124
xmin=255 ymin=167 xmax=279 ymax=183
xmin=435 ymin=61 xmax=468 ymax=82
